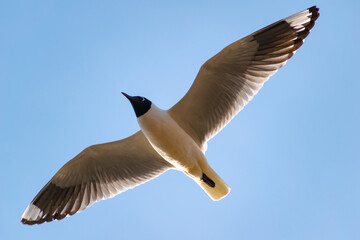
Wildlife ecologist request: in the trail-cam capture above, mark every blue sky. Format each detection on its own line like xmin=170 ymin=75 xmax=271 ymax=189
xmin=1 ymin=0 xmax=359 ymax=239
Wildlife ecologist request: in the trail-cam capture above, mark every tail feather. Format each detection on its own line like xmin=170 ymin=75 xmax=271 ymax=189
xmin=196 ymin=167 xmax=230 ymax=201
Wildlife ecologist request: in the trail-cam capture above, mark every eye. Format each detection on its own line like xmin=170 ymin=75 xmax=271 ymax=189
xmin=141 ymin=97 xmax=145 ymax=102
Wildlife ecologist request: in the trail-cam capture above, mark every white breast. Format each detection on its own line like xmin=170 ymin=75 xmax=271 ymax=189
xmin=137 ymin=104 xmax=202 ymax=171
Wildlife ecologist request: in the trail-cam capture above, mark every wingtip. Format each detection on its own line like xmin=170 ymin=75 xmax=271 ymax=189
xmin=20 ymin=203 xmax=47 ymax=225
xmin=20 ymin=219 xmax=43 ymax=225
xmin=20 ymin=218 xmax=33 ymax=225
xmin=20 ymin=216 xmax=34 ymax=225
xmin=309 ymin=6 xmax=320 ymax=22
xmin=309 ymin=5 xmax=319 ymax=11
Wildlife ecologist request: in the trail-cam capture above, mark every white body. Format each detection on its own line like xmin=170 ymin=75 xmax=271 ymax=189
xmin=138 ymin=104 xmax=204 ymax=177
xmin=138 ymin=104 xmax=231 ymax=200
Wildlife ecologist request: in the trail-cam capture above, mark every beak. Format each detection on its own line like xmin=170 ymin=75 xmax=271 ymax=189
xmin=122 ymin=92 xmax=133 ymax=101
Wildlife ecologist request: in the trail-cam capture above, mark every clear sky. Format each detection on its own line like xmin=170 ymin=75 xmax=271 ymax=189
xmin=1 ymin=0 xmax=359 ymax=239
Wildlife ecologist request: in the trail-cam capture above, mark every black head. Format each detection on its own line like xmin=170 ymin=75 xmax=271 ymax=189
xmin=122 ymin=92 xmax=152 ymax=118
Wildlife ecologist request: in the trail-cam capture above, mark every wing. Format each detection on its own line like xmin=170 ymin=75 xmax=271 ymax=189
xmin=168 ymin=6 xmax=319 ymax=149
xmin=20 ymin=131 xmax=173 ymax=225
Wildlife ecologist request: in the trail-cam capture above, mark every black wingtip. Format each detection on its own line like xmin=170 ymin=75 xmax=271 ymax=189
xmin=309 ymin=6 xmax=318 ymax=11
xmin=309 ymin=6 xmax=320 ymax=22
xmin=202 ymin=173 xmax=215 ymax=188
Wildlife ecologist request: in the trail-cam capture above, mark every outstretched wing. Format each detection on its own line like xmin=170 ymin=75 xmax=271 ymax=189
xmin=169 ymin=6 xmax=319 ymax=150
xmin=20 ymin=131 xmax=172 ymax=225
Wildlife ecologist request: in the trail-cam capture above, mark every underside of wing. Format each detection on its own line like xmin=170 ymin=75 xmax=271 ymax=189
xmin=169 ymin=6 xmax=319 ymax=149
xmin=20 ymin=131 xmax=172 ymax=225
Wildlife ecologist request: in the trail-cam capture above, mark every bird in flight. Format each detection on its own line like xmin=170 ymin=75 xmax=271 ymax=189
xmin=21 ymin=6 xmax=319 ymax=225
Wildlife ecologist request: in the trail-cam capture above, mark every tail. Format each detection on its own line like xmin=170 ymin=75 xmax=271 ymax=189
xmin=195 ymin=167 xmax=231 ymax=201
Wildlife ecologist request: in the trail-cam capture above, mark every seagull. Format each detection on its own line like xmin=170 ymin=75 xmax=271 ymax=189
xmin=21 ymin=6 xmax=319 ymax=225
